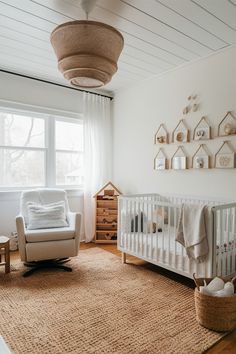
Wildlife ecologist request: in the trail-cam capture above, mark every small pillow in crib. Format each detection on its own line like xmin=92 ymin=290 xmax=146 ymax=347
xmin=153 ymin=207 xmax=168 ymax=225
xmin=27 ymin=201 xmax=68 ymax=229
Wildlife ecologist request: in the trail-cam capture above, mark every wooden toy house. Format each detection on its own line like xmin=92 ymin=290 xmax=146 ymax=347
xmin=94 ymin=182 xmax=121 ymax=243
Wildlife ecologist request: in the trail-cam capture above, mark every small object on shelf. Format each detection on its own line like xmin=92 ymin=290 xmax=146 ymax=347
xmin=154 ymin=124 xmax=168 ymax=144
xmin=171 ymin=146 xmax=187 ymax=170
xmin=192 ymin=144 xmax=210 ymax=169
xmin=172 ymin=120 xmax=189 ymax=143
xmin=215 ymin=141 xmax=235 ymax=169
xmin=102 ymin=195 xmax=114 ymax=200
xmin=193 ymin=117 xmax=211 ymax=141
xmin=218 ymin=111 xmax=236 ymax=137
xmin=104 ymin=189 xmax=114 ymax=196
xmin=154 ymin=148 xmax=168 ymax=170
xmin=94 ymin=182 xmax=121 ymax=243
xmin=224 ymin=123 xmax=234 ymax=135
xmin=105 ymin=233 xmax=112 ymax=240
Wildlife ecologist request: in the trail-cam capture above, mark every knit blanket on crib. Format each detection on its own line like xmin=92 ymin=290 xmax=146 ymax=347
xmin=176 ymin=204 xmax=209 ymax=263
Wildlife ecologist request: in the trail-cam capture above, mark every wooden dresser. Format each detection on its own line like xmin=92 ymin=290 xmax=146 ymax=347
xmin=94 ymin=182 xmax=121 ymax=243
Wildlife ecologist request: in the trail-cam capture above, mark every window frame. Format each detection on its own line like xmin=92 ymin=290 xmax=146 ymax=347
xmin=0 ymin=107 xmax=83 ymax=191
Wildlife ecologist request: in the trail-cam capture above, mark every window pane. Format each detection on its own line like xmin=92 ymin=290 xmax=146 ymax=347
xmin=0 ymin=149 xmax=45 ymax=187
xmin=56 ymin=120 xmax=83 ymax=151
xmin=56 ymin=151 xmax=83 ymax=186
xmin=0 ymin=113 xmax=45 ymax=148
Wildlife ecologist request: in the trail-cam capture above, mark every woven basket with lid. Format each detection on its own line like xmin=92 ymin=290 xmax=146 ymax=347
xmin=193 ymin=274 xmax=236 ymax=332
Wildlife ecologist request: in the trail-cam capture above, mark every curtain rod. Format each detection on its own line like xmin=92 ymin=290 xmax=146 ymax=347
xmin=0 ymin=69 xmax=113 ymax=100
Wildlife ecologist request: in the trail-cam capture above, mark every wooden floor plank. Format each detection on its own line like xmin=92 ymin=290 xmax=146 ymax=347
xmin=8 ymin=242 xmax=236 ymax=353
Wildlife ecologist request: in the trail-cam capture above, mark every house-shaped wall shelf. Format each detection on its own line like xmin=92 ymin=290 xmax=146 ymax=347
xmin=154 ymin=148 xmax=168 ymax=170
xmin=172 ymin=120 xmax=189 ymax=143
xmin=154 ymin=124 xmax=168 ymax=144
xmin=193 ymin=116 xmax=211 ymax=141
xmin=218 ymin=111 xmax=236 ymax=137
xmin=192 ymin=144 xmax=210 ymax=169
xmin=215 ymin=141 xmax=235 ymax=169
xmin=94 ymin=182 xmax=121 ymax=244
xmin=171 ymin=146 xmax=188 ymax=170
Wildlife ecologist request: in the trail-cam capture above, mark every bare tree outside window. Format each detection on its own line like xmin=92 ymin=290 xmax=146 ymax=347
xmin=0 ymin=113 xmax=45 ymax=187
xmin=0 ymin=112 xmax=83 ymax=188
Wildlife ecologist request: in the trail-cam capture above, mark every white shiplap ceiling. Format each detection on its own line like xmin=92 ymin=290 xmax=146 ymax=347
xmin=0 ymin=0 xmax=236 ymax=96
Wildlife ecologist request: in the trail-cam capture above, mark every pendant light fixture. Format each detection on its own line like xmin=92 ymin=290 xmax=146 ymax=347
xmin=50 ymin=0 xmax=124 ymax=88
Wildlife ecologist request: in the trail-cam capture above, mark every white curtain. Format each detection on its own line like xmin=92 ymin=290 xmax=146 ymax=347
xmin=83 ymin=92 xmax=112 ymax=242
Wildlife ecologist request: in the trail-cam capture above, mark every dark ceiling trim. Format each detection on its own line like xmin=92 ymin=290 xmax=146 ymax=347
xmin=0 ymin=69 xmax=113 ymax=100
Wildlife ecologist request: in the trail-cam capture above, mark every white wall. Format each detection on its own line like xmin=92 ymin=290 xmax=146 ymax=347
xmin=113 ymin=46 xmax=236 ymax=200
xmin=0 ymin=71 xmax=83 ymax=114
xmin=0 ymin=72 xmax=84 ymax=237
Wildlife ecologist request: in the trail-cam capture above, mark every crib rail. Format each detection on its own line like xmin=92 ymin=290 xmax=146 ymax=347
xmin=212 ymin=204 xmax=236 ymax=278
xmin=118 ymin=194 xmax=236 ymax=279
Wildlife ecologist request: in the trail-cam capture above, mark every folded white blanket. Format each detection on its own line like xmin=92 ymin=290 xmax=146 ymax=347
xmin=176 ymin=204 xmax=209 ymax=262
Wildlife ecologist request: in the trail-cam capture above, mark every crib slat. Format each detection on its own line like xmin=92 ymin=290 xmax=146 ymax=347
xmin=174 ymin=207 xmax=177 ymax=269
xmin=232 ymin=207 xmax=236 ymax=274
xmin=155 ymin=207 xmax=159 ymax=261
xmin=219 ymin=209 xmax=224 ymax=276
xmin=150 ymin=199 xmax=154 ymax=260
xmin=167 ymin=206 xmax=170 ymax=265
xmin=141 ymin=199 xmax=144 ymax=258
xmin=226 ymin=208 xmax=230 ymax=275
xmin=161 ymin=206 xmax=164 ymax=263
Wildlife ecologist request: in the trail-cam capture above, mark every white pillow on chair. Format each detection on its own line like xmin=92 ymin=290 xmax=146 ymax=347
xmin=27 ymin=201 xmax=68 ymax=230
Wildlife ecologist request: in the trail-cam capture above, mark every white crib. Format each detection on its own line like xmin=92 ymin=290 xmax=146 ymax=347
xmin=118 ymin=194 xmax=236 ymax=279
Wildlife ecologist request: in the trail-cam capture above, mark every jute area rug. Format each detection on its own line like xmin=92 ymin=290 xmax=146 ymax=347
xmin=0 ymin=248 xmax=224 ymax=354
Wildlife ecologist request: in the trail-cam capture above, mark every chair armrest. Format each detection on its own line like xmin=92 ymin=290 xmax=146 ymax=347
xmin=68 ymin=212 xmax=82 ymax=253
xmin=15 ymin=215 xmax=27 ymax=261
xmin=67 ymin=212 xmax=82 ymax=238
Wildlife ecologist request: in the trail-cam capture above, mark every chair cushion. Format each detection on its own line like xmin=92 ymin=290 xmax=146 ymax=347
xmin=27 ymin=201 xmax=68 ymax=230
xmin=25 ymin=226 xmax=75 ymax=243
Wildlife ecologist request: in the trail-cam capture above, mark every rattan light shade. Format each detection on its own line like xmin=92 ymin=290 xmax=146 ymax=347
xmin=50 ymin=20 xmax=124 ymax=88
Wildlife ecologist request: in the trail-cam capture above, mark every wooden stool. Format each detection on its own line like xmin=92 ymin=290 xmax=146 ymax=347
xmin=0 ymin=236 xmax=10 ymax=274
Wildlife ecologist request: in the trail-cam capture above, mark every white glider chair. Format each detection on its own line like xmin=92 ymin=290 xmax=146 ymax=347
xmin=16 ymin=189 xmax=81 ymax=277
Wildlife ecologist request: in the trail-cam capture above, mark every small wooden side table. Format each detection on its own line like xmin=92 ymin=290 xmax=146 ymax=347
xmin=0 ymin=236 xmax=10 ymax=274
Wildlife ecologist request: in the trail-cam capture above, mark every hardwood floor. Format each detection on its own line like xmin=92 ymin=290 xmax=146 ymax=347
xmin=9 ymin=243 xmax=236 ymax=354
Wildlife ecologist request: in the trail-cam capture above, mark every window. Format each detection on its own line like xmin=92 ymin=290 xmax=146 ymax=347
xmin=0 ymin=109 xmax=83 ymax=189
xmin=55 ymin=119 xmax=84 ymax=186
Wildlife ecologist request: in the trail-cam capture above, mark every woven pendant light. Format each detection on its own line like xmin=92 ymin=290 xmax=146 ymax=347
xmin=50 ymin=0 xmax=124 ymax=88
